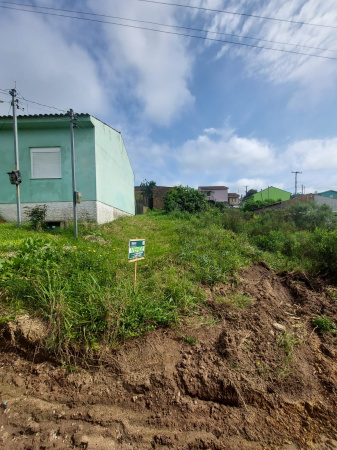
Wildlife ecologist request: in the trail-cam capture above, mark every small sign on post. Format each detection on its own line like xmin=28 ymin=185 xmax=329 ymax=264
xmin=128 ymin=239 xmax=145 ymax=293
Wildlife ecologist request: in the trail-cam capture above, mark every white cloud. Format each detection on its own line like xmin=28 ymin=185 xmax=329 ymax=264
xmin=284 ymin=138 xmax=337 ymax=170
xmin=170 ymin=126 xmax=337 ymax=193
xmin=204 ymin=0 xmax=337 ymax=105
xmin=0 ymin=7 xmax=105 ymax=116
xmin=180 ymin=127 xmax=276 ymax=175
xmin=235 ymin=177 xmax=266 ymax=192
xmin=87 ymin=0 xmax=194 ymax=126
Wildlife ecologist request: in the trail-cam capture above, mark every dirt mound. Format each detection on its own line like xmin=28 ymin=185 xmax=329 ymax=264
xmin=0 ymin=264 xmax=337 ymax=449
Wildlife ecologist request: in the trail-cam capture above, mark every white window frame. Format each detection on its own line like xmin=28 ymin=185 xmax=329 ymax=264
xmin=30 ymin=147 xmax=62 ymax=179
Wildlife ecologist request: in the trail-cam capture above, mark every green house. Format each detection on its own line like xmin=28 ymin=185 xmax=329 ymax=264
xmin=0 ymin=114 xmax=135 ymax=223
xmin=252 ymin=186 xmax=291 ymax=202
xmin=319 ymin=190 xmax=337 ymax=200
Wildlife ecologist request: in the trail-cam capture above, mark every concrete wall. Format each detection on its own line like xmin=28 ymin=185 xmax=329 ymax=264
xmin=314 ymin=194 xmax=337 ymax=212
xmin=0 ymin=200 xmax=132 ymax=224
xmin=253 ymin=193 xmax=337 ymax=214
xmin=92 ymin=117 xmax=135 ymax=215
xmin=0 ymin=115 xmax=96 ymax=205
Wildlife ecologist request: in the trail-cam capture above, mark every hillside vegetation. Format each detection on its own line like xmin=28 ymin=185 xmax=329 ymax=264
xmin=0 ymin=203 xmax=336 ymax=361
xmin=1 ymin=204 xmax=337 ymax=448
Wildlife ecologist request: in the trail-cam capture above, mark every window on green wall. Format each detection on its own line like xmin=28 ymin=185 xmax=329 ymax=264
xmin=30 ymin=147 xmax=61 ymax=179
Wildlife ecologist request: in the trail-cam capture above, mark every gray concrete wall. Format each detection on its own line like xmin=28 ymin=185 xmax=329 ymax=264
xmin=0 ymin=201 xmax=132 ymax=224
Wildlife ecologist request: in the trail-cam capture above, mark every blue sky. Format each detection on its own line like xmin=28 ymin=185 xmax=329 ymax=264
xmin=1 ymin=0 xmax=337 ymax=196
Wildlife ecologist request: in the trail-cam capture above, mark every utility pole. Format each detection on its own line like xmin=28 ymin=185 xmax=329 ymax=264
xmin=245 ymin=186 xmax=248 ymax=196
xmin=68 ymin=109 xmax=78 ymax=238
xmin=9 ymin=88 xmax=21 ymax=228
xmin=292 ymin=171 xmax=302 ymax=196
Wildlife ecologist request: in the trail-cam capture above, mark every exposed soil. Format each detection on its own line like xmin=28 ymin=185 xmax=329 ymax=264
xmin=1 ymin=263 xmax=337 ymax=449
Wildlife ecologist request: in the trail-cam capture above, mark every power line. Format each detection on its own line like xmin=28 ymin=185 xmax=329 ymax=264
xmin=0 ymin=89 xmax=11 ymax=96
xmin=1 ymin=1 xmax=336 ymax=54
xmin=137 ymin=0 xmax=337 ymax=30
xmin=1 ymin=5 xmax=337 ymax=61
xmin=0 ymin=87 xmax=67 ymax=114
xmin=17 ymin=95 xmax=66 ymax=113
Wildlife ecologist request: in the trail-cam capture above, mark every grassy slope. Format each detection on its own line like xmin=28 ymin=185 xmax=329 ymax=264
xmin=2 ymin=208 xmax=336 ymax=360
xmin=0 ymin=211 xmax=260 ymax=355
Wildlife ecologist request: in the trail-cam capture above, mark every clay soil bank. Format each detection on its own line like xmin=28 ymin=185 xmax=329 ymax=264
xmin=0 ymin=264 xmax=337 ymax=449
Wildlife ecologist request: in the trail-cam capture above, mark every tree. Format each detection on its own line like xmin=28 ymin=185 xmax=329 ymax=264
xmin=140 ymin=180 xmax=156 ymax=209
xmin=164 ymin=186 xmax=208 ymax=214
xmin=242 ymin=189 xmax=257 ymax=201
xmin=287 ymin=201 xmax=336 ymax=231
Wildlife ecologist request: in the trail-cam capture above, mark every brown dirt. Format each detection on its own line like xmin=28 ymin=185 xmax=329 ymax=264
xmin=0 ymin=263 xmax=337 ymax=449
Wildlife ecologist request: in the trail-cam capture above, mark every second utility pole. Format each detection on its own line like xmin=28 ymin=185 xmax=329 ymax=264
xmin=68 ymin=109 xmax=78 ymax=238
xmin=10 ymin=88 xmax=21 ymax=228
xmin=292 ymin=171 xmax=302 ymax=196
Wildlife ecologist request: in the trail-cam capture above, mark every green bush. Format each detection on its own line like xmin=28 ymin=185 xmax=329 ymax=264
xmin=287 ymin=201 xmax=337 ymax=231
xmin=24 ymin=204 xmax=47 ymax=230
xmin=242 ymin=198 xmax=282 ymax=212
xmin=164 ymin=186 xmax=208 ymax=214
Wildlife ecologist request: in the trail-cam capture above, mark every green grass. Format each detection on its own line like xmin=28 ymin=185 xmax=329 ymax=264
xmin=0 ymin=212 xmax=253 ymax=358
xmin=1 ymin=206 xmax=337 ymax=362
xmin=312 ymin=315 xmax=337 ymax=335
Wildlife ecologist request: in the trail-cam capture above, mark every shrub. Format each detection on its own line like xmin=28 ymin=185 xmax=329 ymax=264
xmin=242 ymin=198 xmax=282 ymax=212
xmin=287 ymin=201 xmax=337 ymax=231
xmin=164 ymin=185 xmax=208 ymax=214
xmin=24 ymin=204 xmax=47 ymax=230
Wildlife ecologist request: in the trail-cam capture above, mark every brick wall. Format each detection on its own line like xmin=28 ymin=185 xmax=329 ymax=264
xmin=134 ymin=186 xmax=172 ymax=211
xmin=153 ymin=186 xmax=173 ymax=210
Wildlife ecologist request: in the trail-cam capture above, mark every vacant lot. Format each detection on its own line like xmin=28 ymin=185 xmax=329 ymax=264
xmin=0 ymin=211 xmax=336 ymax=448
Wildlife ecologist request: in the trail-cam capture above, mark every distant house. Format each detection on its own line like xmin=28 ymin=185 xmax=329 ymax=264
xmin=319 ymin=190 xmax=337 ymax=200
xmin=198 ymin=186 xmax=229 ymax=203
xmin=0 ymin=113 xmax=135 ymax=223
xmin=252 ymin=187 xmax=291 ymax=202
xmin=228 ymin=193 xmax=240 ymax=206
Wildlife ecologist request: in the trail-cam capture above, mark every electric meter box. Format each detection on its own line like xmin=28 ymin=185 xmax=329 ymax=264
xmin=7 ymin=170 xmax=22 ymax=185
xmin=75 ymin=191 xmax=82 ymax=204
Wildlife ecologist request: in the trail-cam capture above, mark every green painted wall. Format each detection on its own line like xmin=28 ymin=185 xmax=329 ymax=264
xmin=92 ymin=117 xmax=135 ymax=215
xmin=252 ymin=187 xmax=291 ymax=202
xmin=319 ymin=190 xmax=337 ymax=199
xmin=0 ymin=115 xmax=96 ymax=204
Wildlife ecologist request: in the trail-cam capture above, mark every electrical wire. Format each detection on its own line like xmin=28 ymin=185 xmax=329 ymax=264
xmin=0 ymin=89 xmax=11 ymax=96
xmin=0 ymin=0 xmax=336 ymax=54
xmin=1 ymin=4 xmax=337 ymax=61
xmin=16 ymin=95 xmax=67 ymax=113
xmin=0 ymin=87 xmax=68 ymax=116
xmin=137 ymin=0 xmax=337 ymax=30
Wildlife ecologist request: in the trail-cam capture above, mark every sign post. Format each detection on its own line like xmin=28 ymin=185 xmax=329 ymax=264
xmin=128 ymin=239 xmax=145 ymax=293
